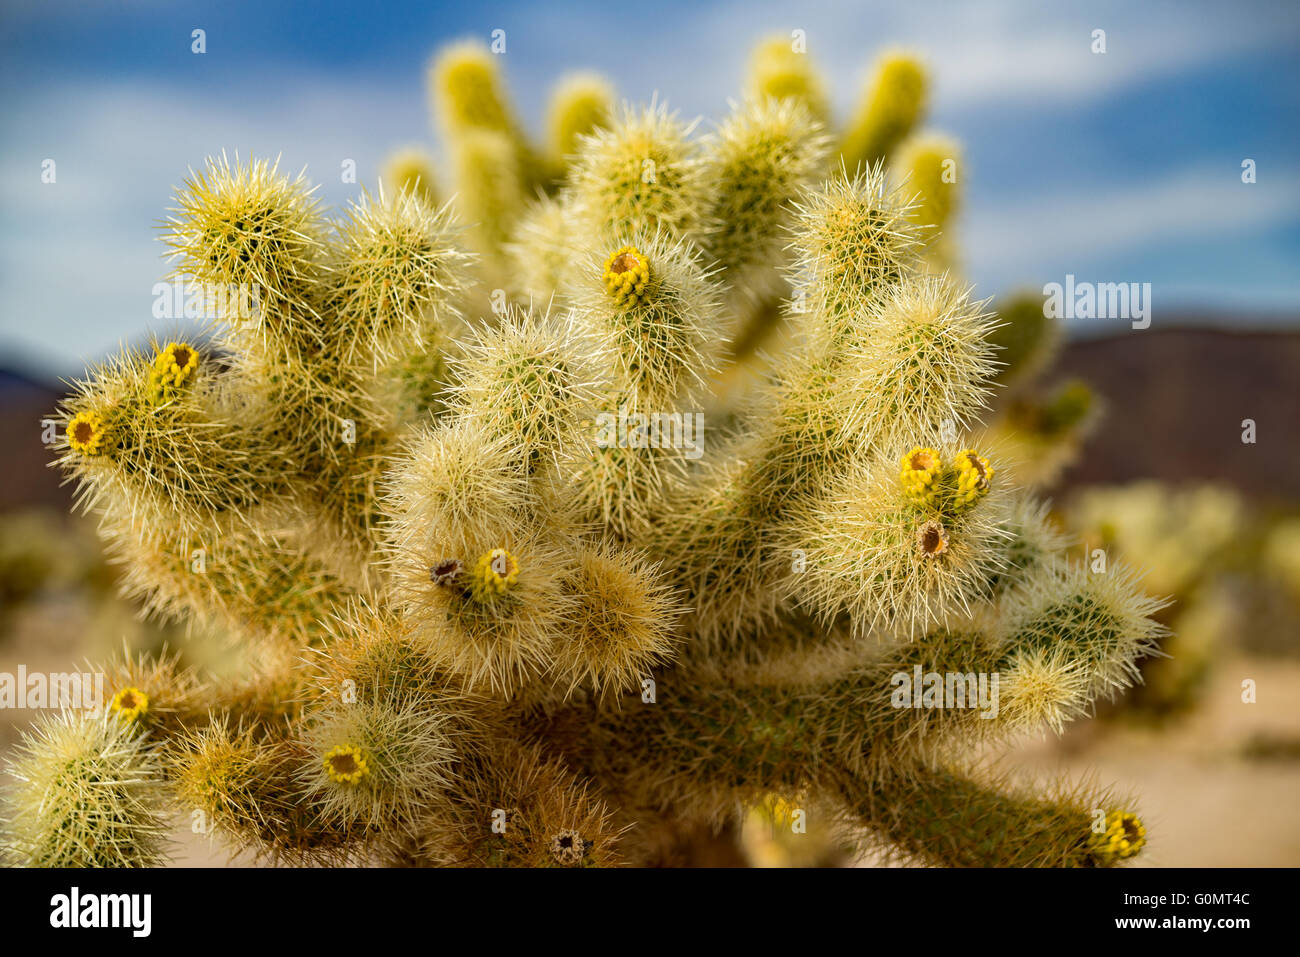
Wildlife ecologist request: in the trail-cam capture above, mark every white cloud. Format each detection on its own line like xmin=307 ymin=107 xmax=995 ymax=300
xmin=963 ymin=163 xmax=1300 ymax=284
xmin=524 ymin=0 xmax=1298 ymax=121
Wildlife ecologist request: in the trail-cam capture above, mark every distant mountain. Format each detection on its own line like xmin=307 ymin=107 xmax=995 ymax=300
xmin=1051 ymin=326 xmax=1300 ymax=504
xmin=0 ymin=367 xmax=69 ymax=511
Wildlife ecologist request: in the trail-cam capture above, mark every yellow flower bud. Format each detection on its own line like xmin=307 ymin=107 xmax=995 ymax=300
xmin=471 ymin=547 xmax=520 ymax=600
xmin=602 ymin=245 xmax=652 ymax=308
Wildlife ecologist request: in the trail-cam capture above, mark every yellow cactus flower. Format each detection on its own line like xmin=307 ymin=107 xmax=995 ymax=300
xmin=954 ymin=448 xmax=993 ymax=506
xmin=323 ymin=744 xmax=370 ymax=785
xmin=110 ymin=686 xmax=149 ymax=721
xmin=1089 ymin=809 xmax=1146 ymax=863
xmin=602 ymin=245 xmax=651 ymax=308
xmin=900 ymin=446 xmax=994 ymax=514
xmin=471 ymin=547 xmax=520 ymax=600
xmin=153 ymin=342 xmax=200 ymax=387
xmin=900 ymin=446 xmax=942 ymax=503
xmin=148 ymin=341 xmax=200 ymax=402
xmin=66 ymin=410 xmax=108 ymax=455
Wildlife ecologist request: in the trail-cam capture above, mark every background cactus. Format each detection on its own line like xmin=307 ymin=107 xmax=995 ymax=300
xmin=3 ymin=39 xmax=1170 ymax=869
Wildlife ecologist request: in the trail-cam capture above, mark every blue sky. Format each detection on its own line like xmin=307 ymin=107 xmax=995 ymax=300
xmin=1 ymin=0 xmax=1298 ymax=376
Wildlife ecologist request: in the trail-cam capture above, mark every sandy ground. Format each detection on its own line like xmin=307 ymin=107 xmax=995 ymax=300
xmin=1005 ymin=655 xmax=1300 ymax=867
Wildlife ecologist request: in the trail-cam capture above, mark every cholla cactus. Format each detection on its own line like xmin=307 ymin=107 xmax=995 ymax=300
xmin=382 ymin=149 xmax=440 ymax=208
xmin=1068 ymin=482 xmax=1246 ymax=721
xmin=978 ymin=290 xmax=1098 ymax=487
xmin=2 ymin=710 xmax=171 ymax=867
xmin=6 ymin=40 xmax=1168 ymax=869
xmin=841 ymin=51 xmax=928 ymax=173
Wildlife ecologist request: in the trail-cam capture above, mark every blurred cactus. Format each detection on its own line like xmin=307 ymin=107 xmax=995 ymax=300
xmin=987 ymin=290 xmax=1062 ymax=388
xmin=895 ymin=133 xmax=962 ymax=272
xmin=1263 ymin=517 xmax=1300 ymax=602
xmin=841 ymin=51 xmax=928 ymax=174
xmin=1071 ymin=483 xmax=1244 ymax=598
xmin=430 ymin=41 xmax=540 ymax=190
xmin=987 ymin=378 xmax=1099 ymax=488
xmin=974 ymin=287 xmax=1095 ymax=489
xmin=381 ymin=149 xmax=439 ymax=208
xmin=747 ymin=34 xmax=831 ymax=124
xmin=1064 ymin=482 xmax=1295 ymax=722
xmin=544 ymin=72 xmax=614 ymax=184
xmin=5 ymin=39 xmax=1170 ymax=870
